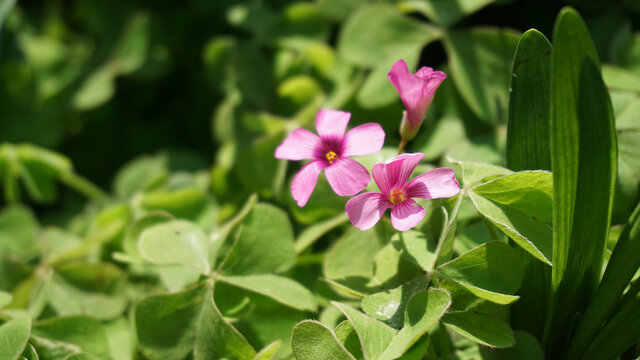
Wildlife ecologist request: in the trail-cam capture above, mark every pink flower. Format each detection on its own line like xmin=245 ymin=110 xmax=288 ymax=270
xmin=275 ymin=109 xmax=385 ymax=207
xmin=388 ymin=59 xmax=446 ymax=139
xmin=345 ymin=153 xmax=460 ymax=232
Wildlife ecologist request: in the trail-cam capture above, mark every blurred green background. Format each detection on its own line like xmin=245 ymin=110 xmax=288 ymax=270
xmin=1 ymin=0 xmax=639 ymax=223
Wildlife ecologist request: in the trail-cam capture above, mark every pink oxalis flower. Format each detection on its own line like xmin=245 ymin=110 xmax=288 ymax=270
xmin=388 ymin=59 xmax=446 ymax=140
xmin=345 ymin=153 xmax=460 ymax=232
xmin=275 ymin=109 xmax=385 ymax=207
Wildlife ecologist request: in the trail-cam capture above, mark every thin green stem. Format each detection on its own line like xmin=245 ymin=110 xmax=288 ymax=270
xmin=431 ymin=192 xmax=464 ymax=270
xmin=59 ymin=172 xmax=109 ymax=203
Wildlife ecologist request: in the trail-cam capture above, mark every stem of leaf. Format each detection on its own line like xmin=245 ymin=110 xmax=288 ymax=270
xmin=431 ymin=192 xmax=464 ymax=270
xmin=59 ymin=172 xmax=109 ymax=203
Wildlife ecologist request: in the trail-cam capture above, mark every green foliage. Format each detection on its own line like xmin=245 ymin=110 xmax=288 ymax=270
xmin=1 ymin=1 xmax=640 ymax=359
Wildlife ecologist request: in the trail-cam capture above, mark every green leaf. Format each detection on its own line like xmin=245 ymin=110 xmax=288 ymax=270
xmin=470 ymin=171 xmax=553 ymax=264
xmin=332 ymin=301 xmax=396 ymax=360
xmin=548 ymin=6 xmax=601 ymax=290
xmin=546 ymin=8 xmax=617 ymax=352
xmin=220 ymin=203 xmax=295 ymax=275
xmin=337 ymin=5 xmax=439 ymax=67
xmin=139 ymin=220 xmax=210 ymax=274
xmin=219 ymin=274 xmax=317 ymax=312
xmin=295 ymin=213 xmax=348 ymax=254
xmin=122 ymin=211 xmax=172 ymax=259
xmin=135 ymin=283 xmax=206 ymax=360
xmin=391 ymin=230 xmax=438 ymax=270
xmin=112 ymin=12 xmax=150 ymax=75
xmin=32 ymin=316 xmax=111 ymax=358
xmin=292 ymin=320 xmax=356 ymax=360
xmin=480 ymin=331 xmax=544 ymax=359
xmin=417 ymin=117 xmax=467 ymax=162
xmin=442 ymin=311 xmax=515 ymax=348
xmin=0 ymin=290 xmax=11 ymax=308
xmin=254 ymin=341 xmax=282 ymax=360
xmin=380 ymin=289 xmax=451 ymax=360
xmin=371 ymin=243 xmax=423 ymax=290
xmin=362 ymin=276 xmax=430 ymax=328
xmin=400 ymin=0 xmax=496 ymax=27
xmin=602 ymin=64 xmax=640 ymax=93
xmin=451 ymin=160 xmax=512 ymax=188
xmin=335 ymin=320 xmax=364 ymax=359
xmin=578 ymin=281 xmax=640 ymax=360
xmin=0 ymin=312 xmax=31 ymax=360
xmin=72 ymin=64 xmax=116 ymax=110
xmin=437 ymin=242 xmax=523 ymax=304
xmin=0 ymin=0 xmax=16 ymax=29
xmin=113 ymin=154 xmax=168 ymax=198
xmin=104 ymin=318 xmax=135 ymax=360
xmin=0 ymin=205 xmax=39 ymax=259
xmin=193 ymin=286 xmax=257 ymax=360
xmin=566 ymin=202 xmax=640 ymax=359
xmin=324 ymin=228 xmax=382 ymax=295
xmin=507 ymin=29 xmax=552 ymax=172
xmin=444 ymin=29 xmax=520 ymax=123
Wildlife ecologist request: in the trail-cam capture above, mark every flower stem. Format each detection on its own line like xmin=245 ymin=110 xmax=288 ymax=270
xmin=397 ymin=138 xmax=408 ymax=154
xmin=59 ymin=172 xmax=109 ymax=203
xmin=431 ymin=192 xmax=464 ymax=270
xmin=439 ymin=322 xmax=451 ymax=360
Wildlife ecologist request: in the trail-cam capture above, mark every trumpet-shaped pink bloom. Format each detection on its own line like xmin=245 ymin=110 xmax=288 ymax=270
xmin=275 ymin=109 xmax=385 ymax=207
xmin=345 ymin=153 xmax=460 ymax=232
xmin=388 ymin=59 xmax=446 ymax=135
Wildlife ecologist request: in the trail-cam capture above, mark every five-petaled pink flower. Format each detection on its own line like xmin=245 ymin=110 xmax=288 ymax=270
xmin=275 ymin=109 xmax=385 ymax=207
xmin=345 ymin=153 xmax=460 ymax=232
xmin=388 ymin=59 xmax=446 ymax=140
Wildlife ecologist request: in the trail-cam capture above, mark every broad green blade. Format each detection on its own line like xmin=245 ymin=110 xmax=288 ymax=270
xmin=548 ymin=6 xmax=600 ymax=291
xmin=578 ymin=281 xmax=640 ymax=360
xmin=506 ymin=29 xmax=552 ymax=172
xmin=566 ymin=202 xmax=640 ymax=359
xmin=291 ymin=320 xmax=356 ymax=360
xmin=545 ymin=8 xmax=617 ymax=353
xmin=504 ymin=29 xmax=553 ymax=339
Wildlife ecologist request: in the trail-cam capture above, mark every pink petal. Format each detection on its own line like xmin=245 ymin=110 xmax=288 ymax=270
xmin=345 ymin=192 xmax=391 ymax=231
xmin=275 ymin=128 xmax=322 ymax=161
xmin=390 ymin=199 xmax=425 ymax=232
xmin=315 ymin=109 xmax=350 ymax=142
xmin=291 ymin=160 xmax=326 ymax=207
xmin=342 ymin=123 xmax=386 ymax=157
xmin=406 ymin=167 xmax=460 ymax=199
xmin=324 ymin=157 xmax=371 ymax=196
xmin=372 ymin=153 xmax=425 ymax=195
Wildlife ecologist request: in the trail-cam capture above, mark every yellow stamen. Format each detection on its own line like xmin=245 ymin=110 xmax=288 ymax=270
xmin=389 ymin=189 xmax=405 ymax=204
xmin=326 ymin=151 xmax=338 ymax=164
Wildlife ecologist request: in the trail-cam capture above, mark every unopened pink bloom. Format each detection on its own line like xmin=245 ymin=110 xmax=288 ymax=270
xmin=388 ymin=59 xmax=446 ymax=138
xmin=345 ymin=153 xmax=460 ymax=232
xmin=275 ymin=109 xmax=385 ymax=207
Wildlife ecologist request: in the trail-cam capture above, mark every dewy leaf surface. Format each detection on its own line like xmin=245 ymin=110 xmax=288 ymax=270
xmin=437 ymin=242 xmax=523 ymax=304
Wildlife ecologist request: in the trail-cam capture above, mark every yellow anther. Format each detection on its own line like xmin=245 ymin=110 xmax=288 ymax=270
xmin=389 ymin=189 xmax=405 ymax=204
xmin=326 ymin=151 xmax=338 ymax=164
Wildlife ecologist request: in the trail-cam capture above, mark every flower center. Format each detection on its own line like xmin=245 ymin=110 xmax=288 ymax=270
xmin=325 ymin=151 xmax=338 ymax=165
xmin=389 ymin=189 xmax=405 ymax=205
